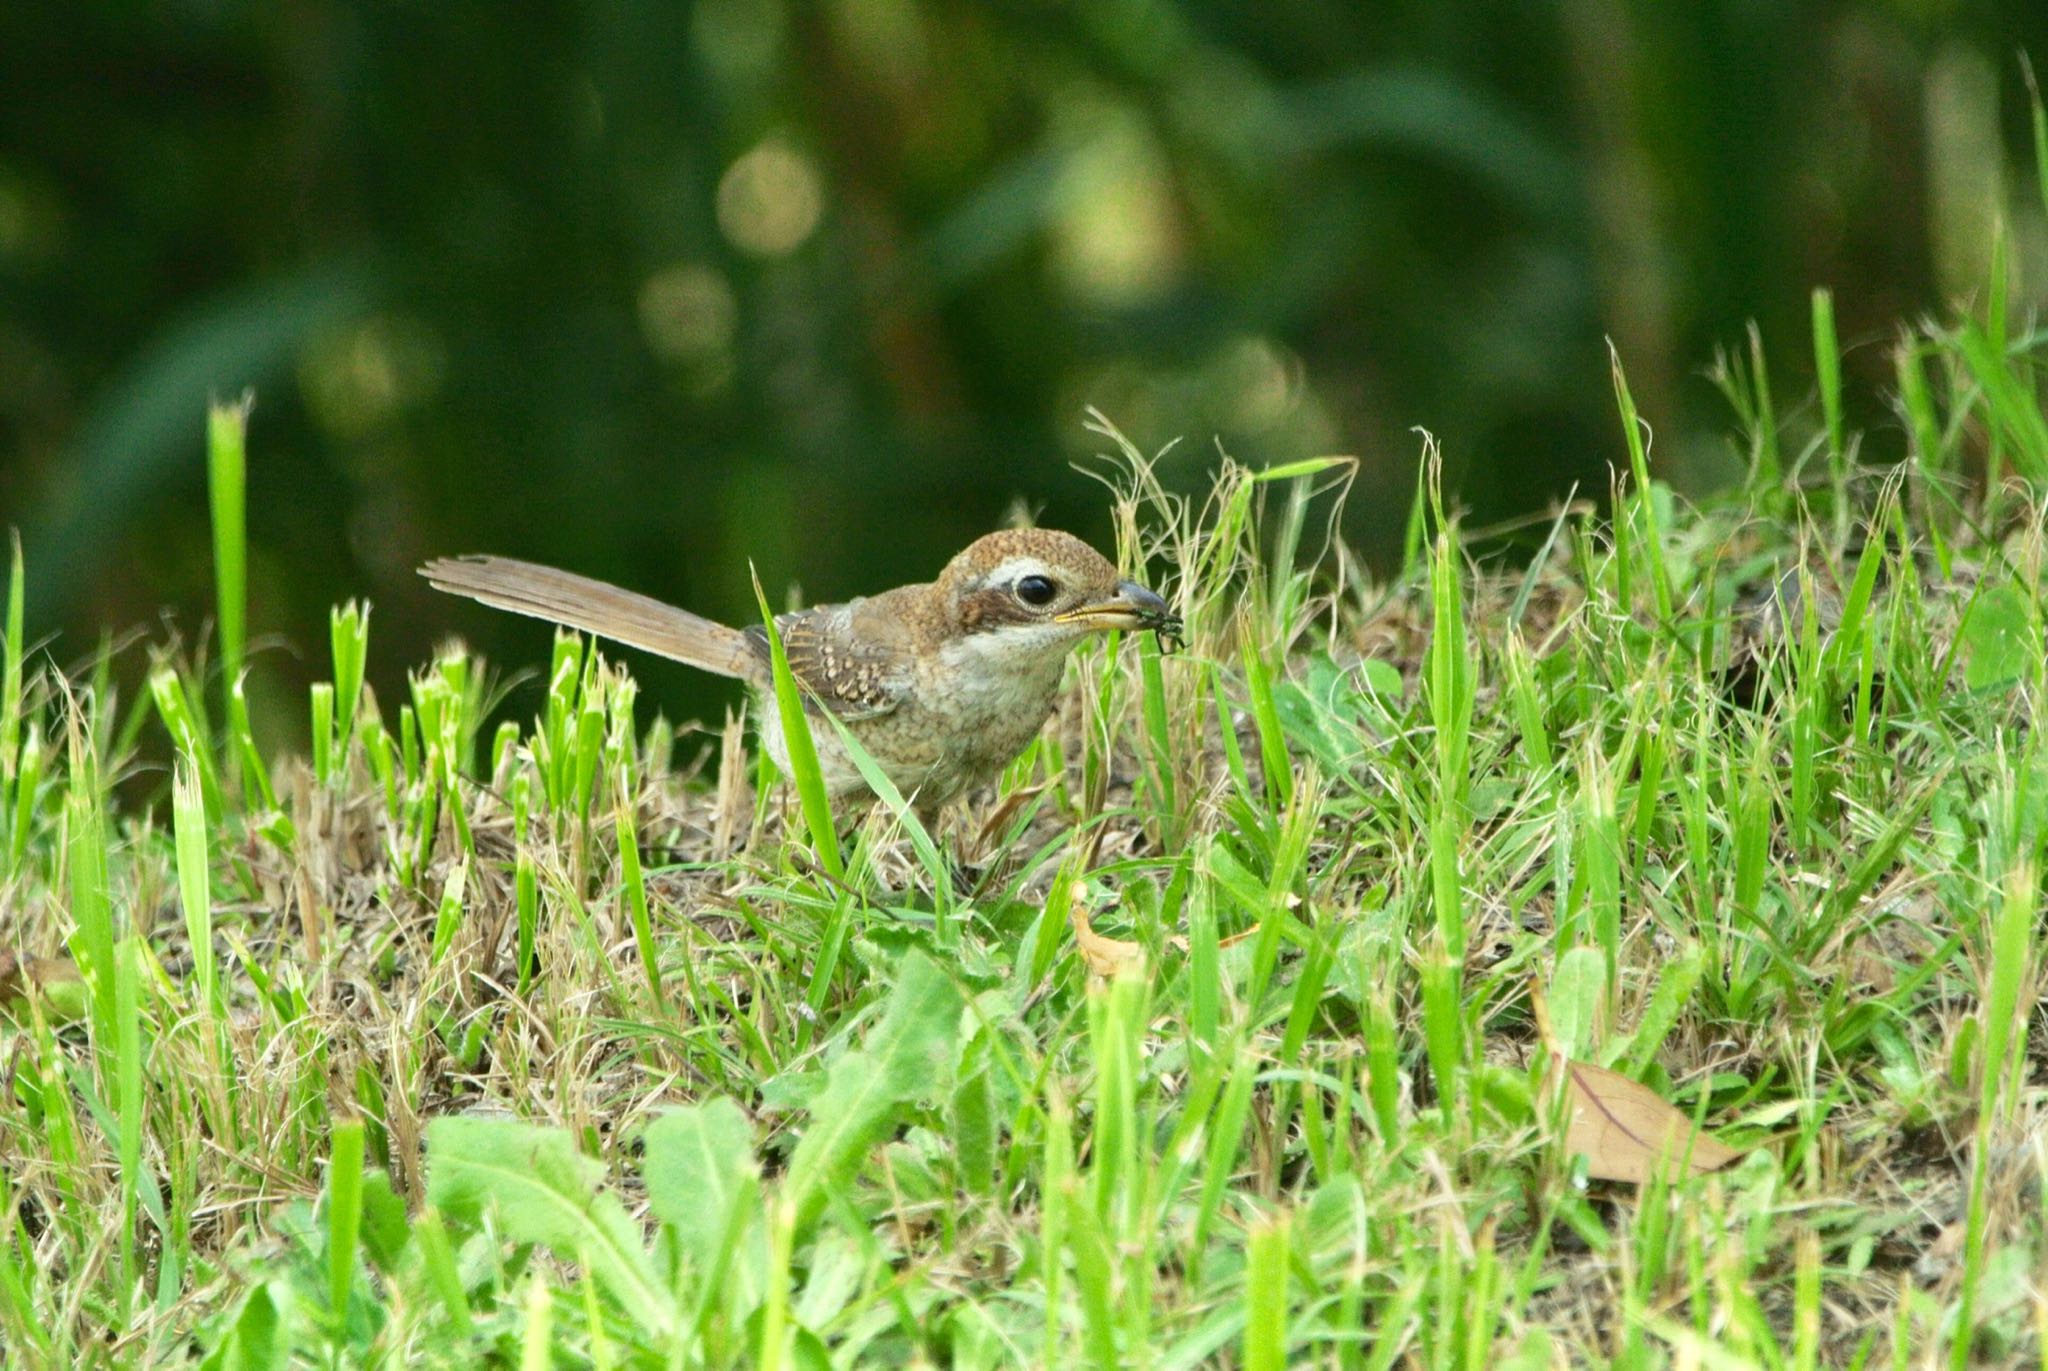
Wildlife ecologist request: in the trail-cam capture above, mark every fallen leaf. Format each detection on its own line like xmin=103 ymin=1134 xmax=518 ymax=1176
xmin=1560 ymin=1056 xmax=1743 ymax=1185
xmin=1071 ymin=904 xmax=1143 ymax=978
xmin=1840 ymin=946 xmax=1897 ymax=994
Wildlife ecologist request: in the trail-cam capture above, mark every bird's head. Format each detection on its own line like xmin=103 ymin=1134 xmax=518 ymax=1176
xmin=935 ymin=529 xmax=1180 ymax=651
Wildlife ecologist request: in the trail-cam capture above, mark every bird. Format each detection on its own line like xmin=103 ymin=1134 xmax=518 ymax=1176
xmin=420 ymin=529 xmax=1180 ymax=821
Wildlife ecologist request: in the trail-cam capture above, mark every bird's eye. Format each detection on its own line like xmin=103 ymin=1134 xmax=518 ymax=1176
xmin=1015 ymin=574 xmax=1057 ymax=607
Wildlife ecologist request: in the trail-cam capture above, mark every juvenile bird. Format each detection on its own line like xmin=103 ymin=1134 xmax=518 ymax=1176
xmin=421 ymin=529 xmax=1179 ymax=819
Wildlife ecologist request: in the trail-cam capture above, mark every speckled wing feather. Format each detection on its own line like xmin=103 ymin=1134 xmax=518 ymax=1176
xmin=743 ymin=592 xmax=918 ymax=721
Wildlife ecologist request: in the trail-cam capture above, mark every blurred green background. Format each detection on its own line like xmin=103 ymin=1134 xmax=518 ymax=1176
xmin=5 ymin=1 xmax=2048 ymax=733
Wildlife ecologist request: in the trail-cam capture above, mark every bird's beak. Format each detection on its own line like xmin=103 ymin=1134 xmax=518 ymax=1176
xmin=1057 ymin=579 xmax=1182 ymax=636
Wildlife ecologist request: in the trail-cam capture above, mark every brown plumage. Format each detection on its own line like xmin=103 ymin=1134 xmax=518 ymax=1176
xmin=421 ymin=529 xmax=1179 ymax=817
xmin=420 ymin=557 xmax=757 ymax=678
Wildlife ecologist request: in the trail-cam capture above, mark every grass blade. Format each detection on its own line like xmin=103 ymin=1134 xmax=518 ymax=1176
xmin=750 ymin=567 xmax=841 ymax=880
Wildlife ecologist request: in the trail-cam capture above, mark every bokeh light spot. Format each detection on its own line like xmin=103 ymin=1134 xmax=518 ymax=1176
xmin=638 ymin=262 xmax=737 ymax=362
xmin=1214 ymin=336 xmax=1300 ymax=432
xmin=692 ymin=0 xmax=787 ymax=82
xmin=299 ymin=315 xmax=446 ymax=439
xmin=716 ymin=140 xmax=824 ymax=258
xmin=1051 ymin=116 xmax=1181 ymax=307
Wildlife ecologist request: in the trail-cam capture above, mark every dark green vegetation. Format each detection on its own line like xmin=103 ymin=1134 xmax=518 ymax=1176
xmin=5 ymin=4 xmax=2048 ymax=735
xmin=8 ymin=249 xmax=2048 ymax=1364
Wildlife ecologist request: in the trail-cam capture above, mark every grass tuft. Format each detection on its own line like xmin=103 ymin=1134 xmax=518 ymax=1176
xmin=8 ymin=276 xmax=2048 ymax=1365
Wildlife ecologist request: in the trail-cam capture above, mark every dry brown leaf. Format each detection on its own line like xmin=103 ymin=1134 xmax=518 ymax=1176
xmin=1071 ymin=904 xmax=1143 ymax=978
xmin=1561 ymin=1056 xmax=1743 ymax=1185
xmin=1841 ymin=946 xmax=1897 ymax=994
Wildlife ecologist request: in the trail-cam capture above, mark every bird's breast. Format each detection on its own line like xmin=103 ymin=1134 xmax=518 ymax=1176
xmin=927 ymin=628 xmax=1072 ymax=722
xmin=756 ymin=627 xmax=1077 ymax=809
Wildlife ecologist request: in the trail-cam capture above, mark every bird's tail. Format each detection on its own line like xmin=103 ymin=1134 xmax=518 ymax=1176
xmin=420 ymin=555 xmax=757 ymax=680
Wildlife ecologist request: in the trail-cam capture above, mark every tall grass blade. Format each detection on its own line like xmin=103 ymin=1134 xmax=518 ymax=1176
xmin=208 ymin=396 xmax=263 ymax=799
xmin=750 ymin=567 xmax=841 ymax=880
xmin=114 ymin=936 xmax=145 ymax=1324
xmin=1610 ymin=343 xmax=1672 ymax=622
xmin=1244 ymin=1213 xmax=1290 ymax=1371
xmin=1812 ymin=287 xmax=1844 ymax=475
xmin=326 ymin=1116 xmax=366 ymax=1321
xmin=2 ymin=531 xmax=22 ymax=801
xmin=207 ymin=396 xmax=250 ymax=685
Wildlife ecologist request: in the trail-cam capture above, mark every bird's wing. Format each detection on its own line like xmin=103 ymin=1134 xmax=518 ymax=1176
xmin=742 ymin=591 xmax=921 ymax=722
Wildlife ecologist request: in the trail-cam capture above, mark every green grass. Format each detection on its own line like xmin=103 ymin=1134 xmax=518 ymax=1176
xmin=14 ymin=278 xmax=2048 ymax=1365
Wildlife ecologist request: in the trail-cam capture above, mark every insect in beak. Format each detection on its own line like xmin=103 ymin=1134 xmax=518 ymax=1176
xmin=1057 ymin=579 xmax=1183 ymax=647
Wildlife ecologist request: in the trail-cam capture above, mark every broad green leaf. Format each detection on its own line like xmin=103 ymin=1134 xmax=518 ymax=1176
xmin=950 ymin=1031 xmax=997 ymax=1199
xmin=358 ymin=1169 xmax=412 ymax=1272
xmin=792 ymin=1231 xmax=865 ymax=1329
xmin=641 ymin=1099 xmax=765 ymax=1310
xmin=425 ymin=1117 xmax=674 ymax=1336
xmin=1961 ymin=584 xmax=2040 ymax=692
xmin=1359 ymin=658 xmax=1404 ymax=701
xmin=198 ymin=1279 xmax=288 ymax=1371
xmin=1549 ymin=945 xmax=1607 ymax=1061
xmin=1624 ymin=944 xmax=1703 ymax=1074
xmin=784 ymin=951 xmax=963 ymax=1231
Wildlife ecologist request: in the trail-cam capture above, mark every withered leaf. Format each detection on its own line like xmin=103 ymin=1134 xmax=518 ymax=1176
xmin=1070 ymin=904 xmax=1143 ymax=979
xmin=1561 ymin=1056 xmax=1743 ymax=1185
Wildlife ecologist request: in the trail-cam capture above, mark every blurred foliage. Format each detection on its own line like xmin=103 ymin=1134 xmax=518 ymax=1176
xmin=3 ymin=0 xmax=2047 ymax=734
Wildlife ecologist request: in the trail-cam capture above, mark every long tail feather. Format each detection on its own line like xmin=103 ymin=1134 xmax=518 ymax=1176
xmin=420 ymin=555 xmax=757 ymax=680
